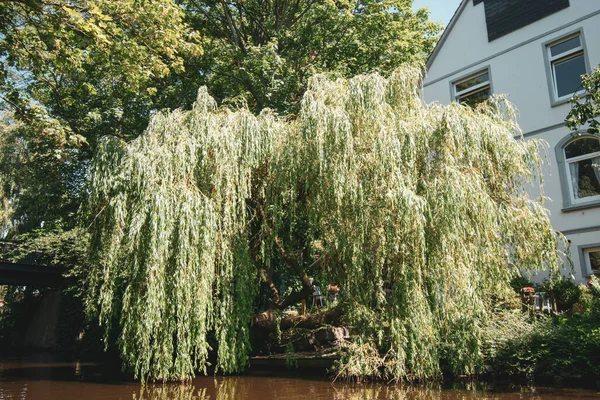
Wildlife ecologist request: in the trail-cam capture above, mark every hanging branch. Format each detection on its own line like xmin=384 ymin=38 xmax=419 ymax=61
xmin=84 ymin=66 xmax=562 ymax=382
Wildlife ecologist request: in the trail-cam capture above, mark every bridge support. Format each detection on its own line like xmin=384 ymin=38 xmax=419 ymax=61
xmin=23 ymin=290 xmax=62 ymax=349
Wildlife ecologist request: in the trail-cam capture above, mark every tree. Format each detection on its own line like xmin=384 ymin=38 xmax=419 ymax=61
xmin=182 ymin=0 xmax=441 ymax=113
xmin=0 ymin=0 xmax=439 ymax=235
xmin=0 ymin=0 xmax=202 ymax=233
xmin=84 ymin=65 xmax=562 ymax=381
xmin=566 ymin=65 xmax=600 ymax=134
xmin=1 ymin=0 xmax=201 ymax=143
xmin=0 ymin=111 xmax=86 ymax=233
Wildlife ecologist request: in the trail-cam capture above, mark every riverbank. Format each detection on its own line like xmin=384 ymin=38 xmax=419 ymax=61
xmin=2 ymin=277 xmax=599 ymax=388
xmin=2 ymin=350 xmax=599 ymax=393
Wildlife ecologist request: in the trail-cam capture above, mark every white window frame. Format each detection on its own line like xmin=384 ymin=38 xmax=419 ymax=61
xmin=583 ymin=247 xmax=600 ymax=278
xmin=555 ymin=133 xmax=600 ymax=211
xmin=543 ymin=30 xmax=590 ymax=106
xmin=565 ymin=138 xmax=600 ymax=205
xmin=451 ymin=67 xmax=492 ymax=107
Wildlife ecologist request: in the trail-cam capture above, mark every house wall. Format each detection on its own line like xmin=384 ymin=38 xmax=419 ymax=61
xmin=422 ymin=0 xmax=600 ymax=283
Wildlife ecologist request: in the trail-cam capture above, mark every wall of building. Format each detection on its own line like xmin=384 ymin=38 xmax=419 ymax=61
xmin=423 ymin=0 xmax=600 ymax=282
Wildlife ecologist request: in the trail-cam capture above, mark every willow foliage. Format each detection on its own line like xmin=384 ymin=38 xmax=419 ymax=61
xmin=85 ymin=65 xmax=561 ymax=381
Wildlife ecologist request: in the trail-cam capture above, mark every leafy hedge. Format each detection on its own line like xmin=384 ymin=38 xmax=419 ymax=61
xmin=482 ymin=278 xmax=600 ymax=382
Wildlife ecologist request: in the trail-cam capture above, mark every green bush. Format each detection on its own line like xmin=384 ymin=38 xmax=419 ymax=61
xmin=552 ymin=278 xmax=582 ymax=312
xmin=482 ymin=295 xmax=600 ymax=382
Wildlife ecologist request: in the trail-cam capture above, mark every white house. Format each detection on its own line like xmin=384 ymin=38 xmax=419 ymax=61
xmin=422 ymin=0 xmax=600 ymax=283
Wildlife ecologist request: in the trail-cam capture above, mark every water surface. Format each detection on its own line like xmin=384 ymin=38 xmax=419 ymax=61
xmin=1 ymin=354 xmax=598 ymax=399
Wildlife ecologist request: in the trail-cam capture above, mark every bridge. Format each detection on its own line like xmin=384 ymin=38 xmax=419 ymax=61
xmin=0 ymin=262 xmax=65 ymax=286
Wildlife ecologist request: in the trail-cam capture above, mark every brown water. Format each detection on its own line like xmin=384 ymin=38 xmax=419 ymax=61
xmin=1 ymin=355 xmax=599 ymax=400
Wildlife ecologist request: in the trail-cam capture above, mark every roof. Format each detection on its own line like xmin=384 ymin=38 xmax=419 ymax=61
xmin=485 ymin=0 xmax=570 ymax=41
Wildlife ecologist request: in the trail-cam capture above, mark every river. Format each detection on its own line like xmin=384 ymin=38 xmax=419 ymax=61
xmin=1 ymin=354 xmax=598 ymax=399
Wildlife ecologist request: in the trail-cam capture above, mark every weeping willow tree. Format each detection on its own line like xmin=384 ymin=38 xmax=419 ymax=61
xmin=84 ymin=65 xmax=562 ymax=381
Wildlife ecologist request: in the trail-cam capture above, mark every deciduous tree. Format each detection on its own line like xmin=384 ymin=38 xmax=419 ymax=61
xmin=0 ymin=0 xmax=201 ymax=233
xmin=566 ymin=65 xmax=600 ymax=134
xmin=84 ymin=66 xmax=561 ymax=381
xmin=183 ymin=0 xmax=441 ymax=113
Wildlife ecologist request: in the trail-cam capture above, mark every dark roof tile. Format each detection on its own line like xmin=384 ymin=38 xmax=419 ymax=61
xmin=484 ymin=0 xmax=570 ymax=41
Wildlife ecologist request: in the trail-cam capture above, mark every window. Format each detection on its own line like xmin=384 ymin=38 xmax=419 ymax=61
xmin=583 ymin=247 xmax=600 ymax=278
xmin=564 ymin=136 xmax=600 ymax=203
xmin=453 ymin=69 xmax=491 ymax=107
xmin=546 ymin=33 xmax=587 ymax=101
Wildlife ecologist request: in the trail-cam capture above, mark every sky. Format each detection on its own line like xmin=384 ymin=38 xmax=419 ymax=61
xmin=412 ymin=0 xmax=463 ymax=28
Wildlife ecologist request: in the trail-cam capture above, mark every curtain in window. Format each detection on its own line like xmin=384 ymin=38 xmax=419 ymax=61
xmin=593 ymin=156 xmax=600 ymax=186
xmin=569 ymin=162 xmax=579 ymax=199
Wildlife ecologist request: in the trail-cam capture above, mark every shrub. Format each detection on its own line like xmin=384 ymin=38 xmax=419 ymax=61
xmin=552 ymin=278 xmax=582 ymax=312
xmin=482 ymin=298 xmax=600 ymax=382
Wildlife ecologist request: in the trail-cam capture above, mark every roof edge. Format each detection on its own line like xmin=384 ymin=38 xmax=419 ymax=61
xmin=425 ymin=0 xmax=471 ymax=71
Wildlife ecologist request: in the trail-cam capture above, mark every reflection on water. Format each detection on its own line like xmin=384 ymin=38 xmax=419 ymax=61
xmin=116 ymin=379 xmax=600 ymax=400
xmin=1 ymin=355 xmax=599 ymax=400
xmin=136 ymin=384 xmax=207 ymax=400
